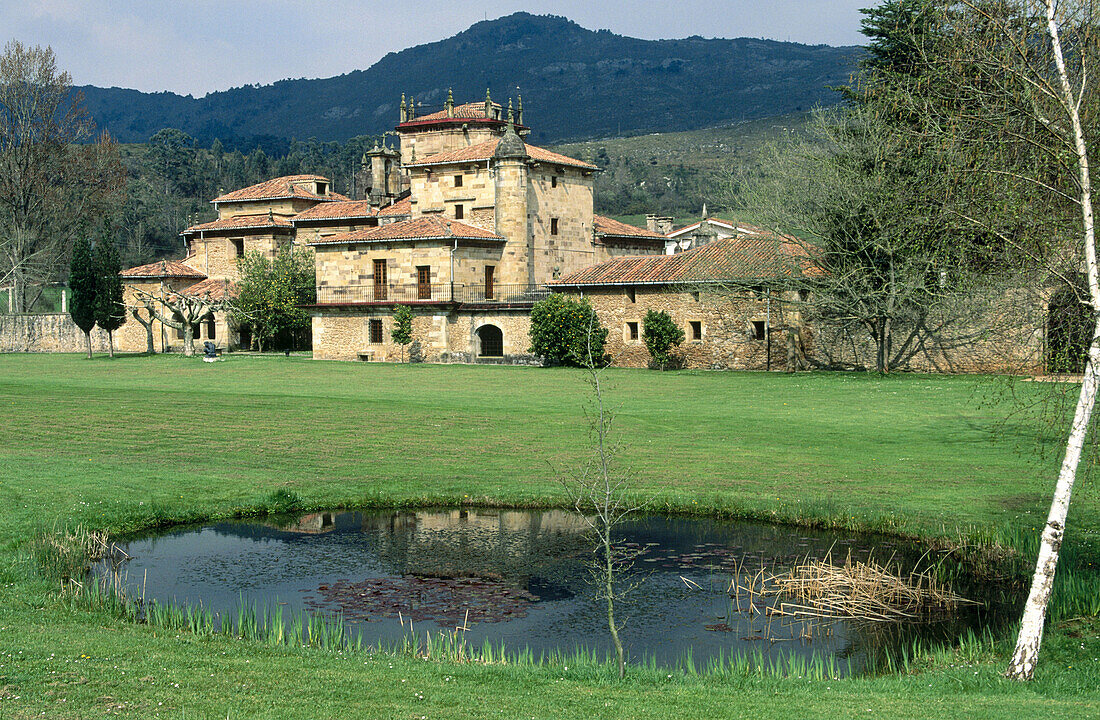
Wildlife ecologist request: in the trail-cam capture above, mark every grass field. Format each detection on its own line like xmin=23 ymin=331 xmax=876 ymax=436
xmin=0 ymin=354 xmax=1098 ymax=718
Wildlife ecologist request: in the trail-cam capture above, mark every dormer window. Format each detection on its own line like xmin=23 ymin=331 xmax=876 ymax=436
xmin=316 ymin=181 xmax=328 ymax=195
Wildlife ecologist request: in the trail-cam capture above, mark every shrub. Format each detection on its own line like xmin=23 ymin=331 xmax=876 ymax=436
xmin=643 ymin=310 xmax=685 ymax=370
xmin=529 ymin=294 xmax=609 ymax=367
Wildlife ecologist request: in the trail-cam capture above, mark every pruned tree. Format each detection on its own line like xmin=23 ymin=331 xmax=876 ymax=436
xmin=93 ymin=221 xmax=124 ymax=357
xmin=132 ymin=284 xmax=229 ymax=357
xmin=129 ymin=294 xmax=158 ymax=354
xmin=0 ymin=41 xmax=123 ymax=311
xmin=68 ymin=232 xmax=97 ymax=358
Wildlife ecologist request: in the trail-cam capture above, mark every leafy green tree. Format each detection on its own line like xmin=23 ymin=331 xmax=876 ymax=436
xmin=92 ymin=221 xmax=125 ymax=357
xmin=231 ymin=246 xmax=315 ymax=352
xmin=642 ymin=310 xmax=684 ymax=370
xmin=391 ymin=304 xmax=414 ymax=362
xmin=529 ymin=293 xmax=608 ymax=367
xmin=68 ymin=232 xmax=97 ymax=358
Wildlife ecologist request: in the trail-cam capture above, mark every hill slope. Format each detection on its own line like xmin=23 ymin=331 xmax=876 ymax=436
xmin=78 ymin=13 xmax=859 ymax=146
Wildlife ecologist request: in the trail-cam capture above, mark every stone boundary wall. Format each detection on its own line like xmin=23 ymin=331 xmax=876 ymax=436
xmin=0 ymin=313 xmax=112 ymax=353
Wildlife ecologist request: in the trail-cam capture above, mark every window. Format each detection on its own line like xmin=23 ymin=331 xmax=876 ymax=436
xmin=454 ymin=203 xmax=464 ymax=220
xmin=454 ymin=174 xmax=463 ymax=187
xmin=484 ymin=265 xmax=495 ymax=300
xmin=231 ymin=238 xmax=244 ymax=257
xmin=206 ymin=315 xmax=217 ymax=340
xmin=626 ymin=287 xmax=636 ymax=303
xmin=751 ymin=320 xmax=767 ymax=340
xmin=627 ymin=322 xmax=639 ymax=341
xmin=373 ymin=259 xmax=388 ymax=300
xmin=316 ymin=181 xmax=328 ymax=195
xmin=551 ymin=175 xmax=558 ymax=188
xmin=417 ymin=266 xmax=431 ymax=300
xmin=368 ymin=319 xmax=383 ymax=344
xmin=691 ymin=291 xmax=701 ymax=302
xmin=550 ymin=218 xmax=559 ymax=235
xmin=689 ymin=321 xmax=702 ymax=340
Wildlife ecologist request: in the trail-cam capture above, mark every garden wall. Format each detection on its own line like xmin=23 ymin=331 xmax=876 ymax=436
xmin=0 ymin=313 xmax=112 ymax=353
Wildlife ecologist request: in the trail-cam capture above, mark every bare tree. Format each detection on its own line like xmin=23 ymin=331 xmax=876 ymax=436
xmin=129 ymin=294 xmax=159 ymax=354
xmin=0 ymin=41 xmax=122 ymax=312
xmin=130 ymin=284 xmax=229 ymax=357
xmin=557 ymin=322 xmax=647 ymax=679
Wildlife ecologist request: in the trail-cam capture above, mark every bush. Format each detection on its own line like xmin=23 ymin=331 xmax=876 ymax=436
xmin=643 ymin=310 xmax=685 ymax=370
xmin=529 ymin=294 xmax=609 ymax=367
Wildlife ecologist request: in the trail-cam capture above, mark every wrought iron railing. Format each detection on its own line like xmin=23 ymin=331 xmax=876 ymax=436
xmin=312 ymin=283 xmax=550 ymax=305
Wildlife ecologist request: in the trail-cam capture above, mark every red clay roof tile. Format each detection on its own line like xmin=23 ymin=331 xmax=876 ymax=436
xmin=307 ymin=215 xmax=503 ymax=246
xmin=179 ymin=278 xmax=238 ymax=301
xmin=551 ymin=234 xmax=820 ymax=286
xmin=182 ymin=214 xmax=293 ymax=235
xmin=406 ymin=138 xmax=598 ymax=171
xmin=594 ymin=215 xmax=667 ymax=241
xmin=120 ymin=260 xmax=206 ymax=279
xmin=212 ymin=175 xmax=349 ymax=204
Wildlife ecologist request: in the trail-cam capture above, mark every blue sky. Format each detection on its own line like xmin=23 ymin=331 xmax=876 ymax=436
xmin=2 ymin=0 xmax=872 ymax=96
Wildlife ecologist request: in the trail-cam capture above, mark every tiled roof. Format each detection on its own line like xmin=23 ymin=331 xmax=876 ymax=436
xmin=667 ymin=218 xmax=741 ymax=238
xmin=307 ymin=215 xmax=504 ymax=246
xmin=594 ymin=215 xmax=667 ymax=242
xmin=212 ymin=175 xmax=349 ymax=204
xmin=292 ymin=197 xmax=413 ymax=223
xmin=407 ymin=138 xmax=598 ymax=171
xmin=182 ymin=214 xmax=294 ymax=235
xmin=179 ymin=278 xmax=238 ymax=301
xmin=551 ymin=235 xmax=820 ymax=287
xmin=120 ymin=260 xmax=206 ymax=280
xmin=378 ymin=197 xmax=412 ymax=216
xmin=409 ymin=101 xmax=502 ymax=122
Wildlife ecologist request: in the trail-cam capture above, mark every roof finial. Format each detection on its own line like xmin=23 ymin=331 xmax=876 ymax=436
xmin=517 ymin=94 xmax=524 ymax=126
xmin=701 ymin=202 xmax=707 ymax=218
xmin=408 ymin=96 xmax=415 ymax=120
xmin=400 ymin=93 xmax=407 ymax=123
xmin=446 ymin=88 xmax=454 ymax=118
xmin=485 ymin=88 xmax=492 ymax=118
xmin=507 ymin=98 xmax=514 ymax=129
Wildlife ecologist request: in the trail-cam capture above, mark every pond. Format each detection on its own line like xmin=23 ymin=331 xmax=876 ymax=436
xmin=95 ymin=509 xmax=1020 ymax=673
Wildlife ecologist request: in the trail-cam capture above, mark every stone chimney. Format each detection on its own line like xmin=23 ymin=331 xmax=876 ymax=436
xmin=647 ymin=215 xmax=674 ymax=234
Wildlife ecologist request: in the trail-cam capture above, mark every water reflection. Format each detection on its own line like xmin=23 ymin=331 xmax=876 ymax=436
xmin=96 ymin=509 xmax=1018 ymax=672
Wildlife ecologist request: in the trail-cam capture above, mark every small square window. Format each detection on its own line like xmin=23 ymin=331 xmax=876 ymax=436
xmin=627 ymin=322 xmax=639 ymax=341
xmin=455 ymin=203 xmax=464 ymax=220
xmin=689 ymin=321 xmax=702 ymax=340
xmin=626 ymin=287 xmax=636 ymax=303
xmin=369 ymin=319 xmax=383 ymax=344
xmin=751 ymin=320 xmax=767 ymax=340
xmin=454 ymin=174 xmax=463 ymax=187
xmin=550 ymin=218 xmax=559 ymax=235
xmin=691 ymin=291 xmax=701 ymax=302
xmin=231 ymin=238 xmax=244 ymax=257
xmin=551 ymin=176 xmax=558 ymax=188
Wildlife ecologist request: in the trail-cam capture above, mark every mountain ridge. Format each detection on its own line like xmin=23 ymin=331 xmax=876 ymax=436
xmin=77 ymin=13 xmax=861 ymax=147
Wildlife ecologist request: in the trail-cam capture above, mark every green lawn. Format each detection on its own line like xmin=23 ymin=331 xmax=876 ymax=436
xmin=0 ymin=354 xmax=1098 ymax=718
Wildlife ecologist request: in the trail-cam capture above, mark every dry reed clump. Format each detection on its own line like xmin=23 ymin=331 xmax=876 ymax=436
xmin=34 ymin=526 xmax=128 ymax=584
xmin=732 ymin=553 xmax=975 ymax=621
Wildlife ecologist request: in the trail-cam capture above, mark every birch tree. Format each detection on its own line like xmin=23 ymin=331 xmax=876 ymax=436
xmin=906 ymin=0 xmax=1100 ymax=679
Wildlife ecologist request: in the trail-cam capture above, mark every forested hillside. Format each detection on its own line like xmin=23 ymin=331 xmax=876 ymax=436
xmin=78 ymin=13 xmax=857 ymax=149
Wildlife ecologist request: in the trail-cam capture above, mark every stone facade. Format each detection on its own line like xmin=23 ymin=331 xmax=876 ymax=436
xmin=0 ymin=313 xmax=112 ymax=353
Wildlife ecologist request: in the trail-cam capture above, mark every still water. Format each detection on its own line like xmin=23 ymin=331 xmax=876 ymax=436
xmin=97 ymin=509 xmax=1018 ymax=672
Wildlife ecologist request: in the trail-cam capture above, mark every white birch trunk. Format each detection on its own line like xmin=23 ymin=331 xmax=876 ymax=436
xmin=1007 ymin=0 xmax=1100 ymax=680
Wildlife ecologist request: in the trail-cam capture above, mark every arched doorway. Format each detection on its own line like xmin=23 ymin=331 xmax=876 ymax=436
xmin=1047 ymin=286 xmax=1091 ymax=373
xmin=477 ymin=324 xmax=503 ymax=358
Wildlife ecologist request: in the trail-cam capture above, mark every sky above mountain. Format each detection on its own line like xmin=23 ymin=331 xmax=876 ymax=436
xmin=4 ymin=0 xmax=870 ymax=97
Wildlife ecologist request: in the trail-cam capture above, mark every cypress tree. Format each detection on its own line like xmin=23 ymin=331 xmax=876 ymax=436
xmin=93 ymin=221 xmax=125 ymax=358
xmin=69 ymin=233 xmax=98 ymax=358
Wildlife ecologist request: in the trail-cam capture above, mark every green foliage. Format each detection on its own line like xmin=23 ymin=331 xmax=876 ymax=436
xmin=529 ymin=293 xmax=609 ymax=367
xmin=643 ymin=310 xmax=685 ymax=370
xmin=392 ymin=305 xmax=414 ymax=346
xmin=68 ymin=232 xmax=97 ymax=335
xmin=92 ymin=221 xmax=125 ymax=334
xmin=231 ymin=247 xmax=315 ymax=352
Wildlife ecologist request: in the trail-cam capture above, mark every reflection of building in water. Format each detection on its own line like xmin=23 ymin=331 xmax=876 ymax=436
xmin=278 ymin=511 xmax=337 ymax=534
xmin=355 ymin=509 xmax=591 ymax=582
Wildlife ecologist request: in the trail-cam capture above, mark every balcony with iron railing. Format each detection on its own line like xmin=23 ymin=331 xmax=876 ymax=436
xmin=311 ymin=282 xmax=551 ymax=306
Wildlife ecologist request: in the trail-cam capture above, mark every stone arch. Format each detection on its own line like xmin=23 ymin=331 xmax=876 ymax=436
xmin=1047 ymin=285 xmax=1091 ymax=373
xmin=476 ymin=324 xmax=503 ymax=358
